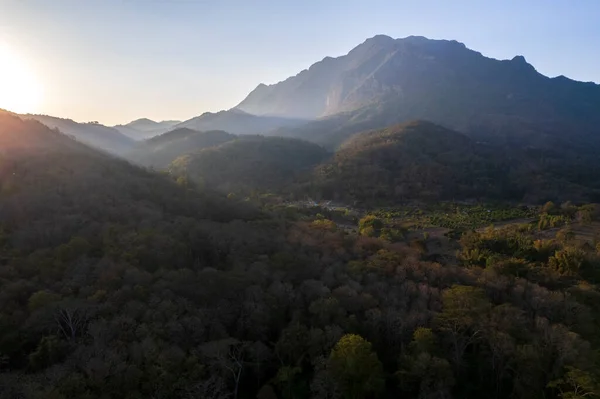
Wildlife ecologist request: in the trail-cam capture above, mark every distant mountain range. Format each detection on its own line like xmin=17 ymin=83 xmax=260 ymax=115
xmin=174 ymin=108 xmax=305 ymax=135
xmin=114 ymin=118 xmax=181 ymax=140
xmin=16 ymin=34 xmax=600 ymax=170
xmin=21 ymin=114 xmax=135 ymax=155
xmin=237 ymin=35 xmax=600 ymax=149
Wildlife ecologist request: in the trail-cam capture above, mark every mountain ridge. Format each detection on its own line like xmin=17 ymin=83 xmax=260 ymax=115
xmin=21 ymin=113 xmax=136 ymax=155
xmin=114 ymin=118 xmax=181 ymax=140
xmin=174 ymin=109 xmax=306 ymax=135
xmin=237 ymin=34 xmax=600 ymax=152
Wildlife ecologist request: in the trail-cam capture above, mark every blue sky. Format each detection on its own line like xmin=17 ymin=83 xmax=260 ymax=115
xmin=1 ymin=0 xmax=599 ymax=125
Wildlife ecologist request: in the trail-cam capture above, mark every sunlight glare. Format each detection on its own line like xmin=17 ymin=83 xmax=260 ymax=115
xmin=0 ymin=43 xmax=43 ymax=114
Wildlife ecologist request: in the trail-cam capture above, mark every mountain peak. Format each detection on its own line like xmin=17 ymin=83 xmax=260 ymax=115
xmin=364 ymin=34 xmax=394 ymax=44
xmin=132 ymin=118 xmax=155 ymax=124
xmin=510 ymin=55 xmax=537 ymax=73
xmin=511 ymin=55 xmax=527 ymax=63
xmin=235 ymin=33 xmax=600 ymax=135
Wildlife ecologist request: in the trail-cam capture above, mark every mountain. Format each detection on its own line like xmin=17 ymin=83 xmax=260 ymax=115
xmin=124 ymin=118 xmax=181 ymax=132
xmin=0 ymin=110 xmax=253 ymax=222
xmin=175 ymin=108 xmax=305 ymax=135
xmin=314 ymin=120 xmax=600 ymax=203
xmin=114 ymin=118 xmax=181 ymax=140
xmin=21 ymin=114 xmax=136 ymax=155
xmin=169 ymin=135 xmax=329 ymax=193
xmin=315 ymin=121 xmax=515 ymax=202
xmin=238 ymin=35 xmax=600 ymax=150
xmin=127 ymin=127 xmax=236 ymax=168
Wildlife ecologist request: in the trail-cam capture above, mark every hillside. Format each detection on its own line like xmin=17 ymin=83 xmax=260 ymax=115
xmin=239 ymin=35 xmax=600 ymax=150
xmin=169 ymin=135 xmax=330 ymax=193
xmin=316 ymin=121 xmax=517 ymax=202
xmin=0 ymin=111 xmax=256 ymax=227
xmin=22 ymin=114 xmax=136 ymax=155
xmin=176 ymin=108 xmax=305 ymax=135
xmin=127 ymin=127 xmax=236 ymax=168
xmin=114 ymin=118 xmax=181 ymax=140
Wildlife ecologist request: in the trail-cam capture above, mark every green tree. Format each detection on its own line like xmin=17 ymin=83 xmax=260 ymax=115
xmin=549 ymin=247 xmax=586 ymax=276
xmin=358 ymin=215 xmax=384 ymax=237
xmin=398 ymin=328 xmax=455 ymax=398
xmin=542 ymin=201 xmax=558 ymax=215
xmin=410 ymin=327 xmax=437 ymax=354
xmin=328 ymin=334 xmax=384 ymax=399
xmin=28 ymin=290 xmax=61 ymax=312
xmin=548 ymin=367 xmax=600 ymax=399
xmin=28 ymin=336 xmax=68 ymax=371
xmin=435 ymin=285 xmax=491 ymax=368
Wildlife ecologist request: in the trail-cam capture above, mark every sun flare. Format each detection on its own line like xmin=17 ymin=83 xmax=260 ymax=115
xmin=0 ymin=43 xmax=43 ymax=114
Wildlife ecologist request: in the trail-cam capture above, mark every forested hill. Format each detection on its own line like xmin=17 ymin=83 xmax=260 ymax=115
xmin=314 ymin=121 xmax=600 ymax=203
xmin=314 ymin=121 xmax=516 ymax=201
xmin=168 ymin=135 xmax=330 ymax=193
xmin=127 ymin=128 xmax=236 ymax=169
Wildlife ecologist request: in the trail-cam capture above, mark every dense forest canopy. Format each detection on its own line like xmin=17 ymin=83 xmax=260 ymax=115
xmin=310 ymin=121 xmax=600 ymax=204
xmin=314 ymin=121 xmax=515 ymax=202
xmin=2 ymin=109 xmax=600 ymax=399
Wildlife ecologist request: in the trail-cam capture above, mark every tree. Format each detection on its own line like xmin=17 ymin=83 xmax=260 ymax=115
xmin=200 ymin=339 xmax=248 ymax=399
xmin=435 ymin=285 xmax=490 ymax=368
xmin=398 ymin=328 xmax=454 ymax=399
xmin=327 ymin=334 xmax=384 ymax=399
xmin=542 ymin=201 xmax=558 ymax=215
xmin=549 ymin=247 xmax=586 ymax=276
xmin=358 ymin=215 xmax=384 ymax=237
xmin=54 ymin=303 xmax=90 ymax=341
xmin=548 ymin=367 xmax=600 ymax=399
xmin=28 ymin=335 xmax=68 ymax=371
xmin=28 ymin=290 xmax=61 ymax=312
xmin=410 ymin=327 xmax=437 ymax=355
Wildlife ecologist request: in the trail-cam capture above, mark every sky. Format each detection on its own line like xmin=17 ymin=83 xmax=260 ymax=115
xmin=0 ymin=0 xmax=599 ymax=126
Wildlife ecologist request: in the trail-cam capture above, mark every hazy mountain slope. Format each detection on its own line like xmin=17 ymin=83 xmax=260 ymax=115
xmin=127 ymin=128 xmax=236 ymax=168
xmin=0 ymin=111 xmax=90 ymax=154
xmin=169 ymin=135 xmax=330 ymax=193
xmin=22 ymin=114 xmax=136 ymax=155
xmin=114 ymin=118 xmax=181 ymax=140
xmin=240 ymin=35 xmax=600 ymax=149
xmin=176 ymin=109 xmax=306 ymax=135
xmin=0 ymin=110 xmax=254 ymax=224
xmin=124 ymin=118 xmax=180 ymax=132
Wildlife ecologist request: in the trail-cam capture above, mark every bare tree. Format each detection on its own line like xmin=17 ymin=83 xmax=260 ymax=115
xmin=187 ymin=375 xmax=232 ymax=399
xmin=200 ymin=339 xmax=249 ymax=399
xmin=54 ymin=304 xmax=90 ymax=341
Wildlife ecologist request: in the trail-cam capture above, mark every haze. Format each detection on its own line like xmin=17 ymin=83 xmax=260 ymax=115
xmin=1 ymin=0 xmax=599 ymax=125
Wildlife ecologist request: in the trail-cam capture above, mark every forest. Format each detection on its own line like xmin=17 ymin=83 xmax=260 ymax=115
xmin=1 ymin=110 xmax=600 ymax=399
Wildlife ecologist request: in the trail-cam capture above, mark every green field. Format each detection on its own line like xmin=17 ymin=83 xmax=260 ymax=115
xmin=372 ymin=203 xmax=539 ymax=231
